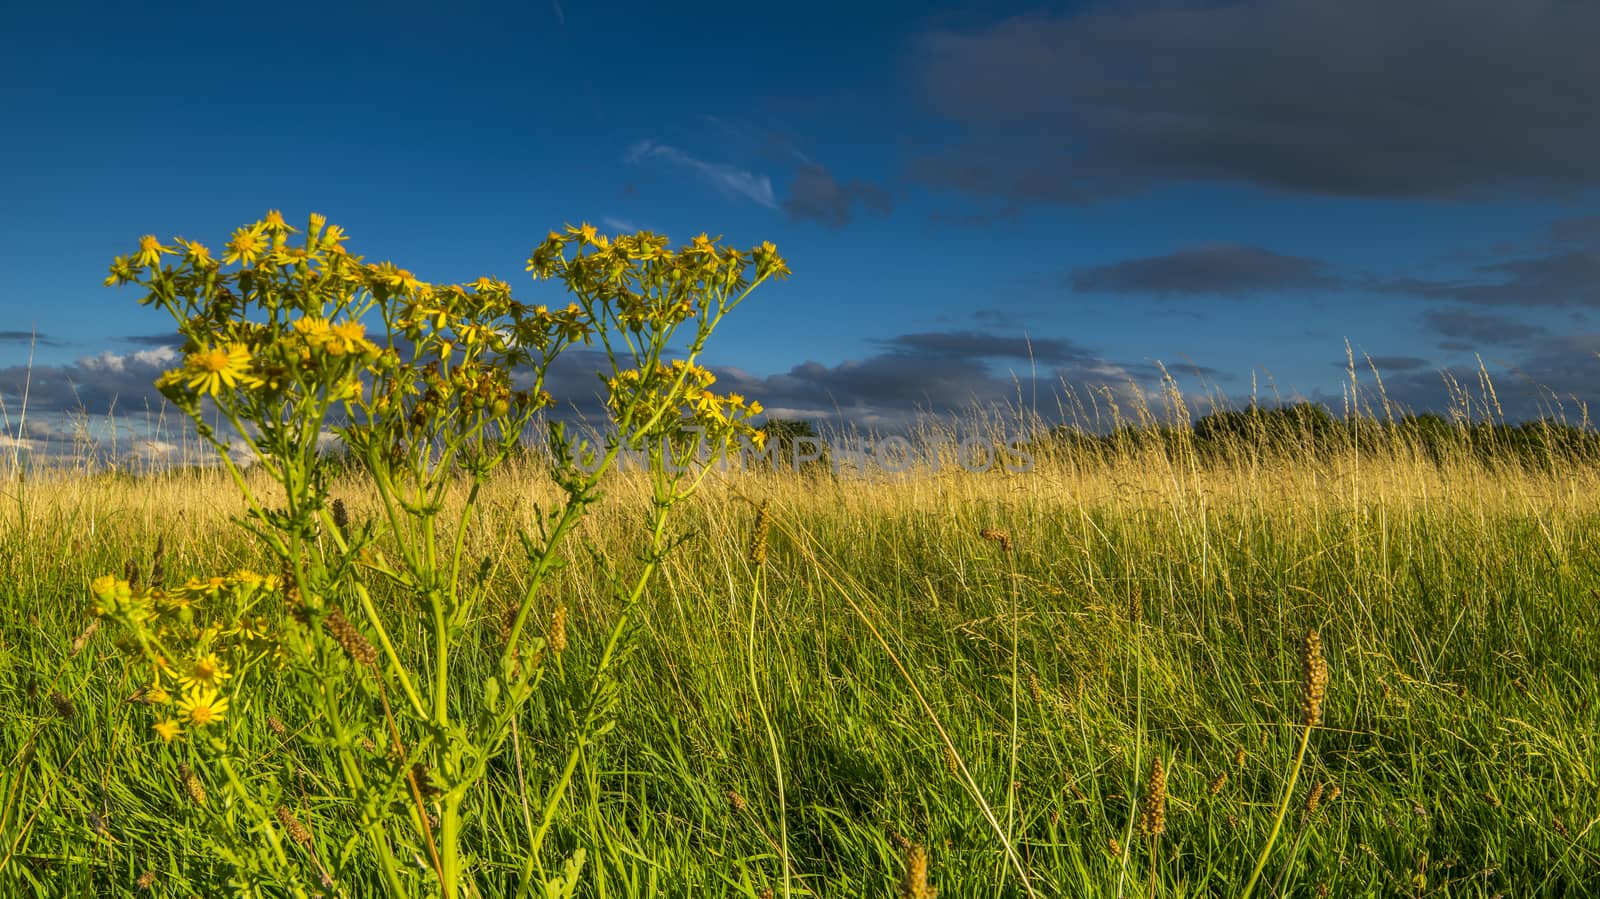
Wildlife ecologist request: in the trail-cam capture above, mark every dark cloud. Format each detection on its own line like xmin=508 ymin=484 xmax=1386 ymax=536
xmin=911 ymin=0 xmax=1600 ymax=204
xmin=1341 ymin=355 xmax=1430 ymax=373
xmin=0 ymin=347 xmax=177 ymax=417
xmin=873 ymin=330 xmax=1095 ymax=366
xmin=1421 ymin=308 xmax=1546 ymax=346
xmin=928 ymin=205 xmax=1021 ymax=228
xmin=1394 ymin=251 xmax=1600 ymax=307
xmin=708 ymin=329 xmax=1188 ymax=428
xmin=1544 ymin=216 xmax=1600 ymax=246
xmin=784 ymin=164 xmax=892 ymax=228
xmin=0 ymin=331 xmax=62 ymax=347
xmin=1351 ymin=333 xmax=1600 ymax=422
xmin=122 ymin=333 xmax=183 ymax=347
xmin=1071 ymin=245 xmax=1341 ymax=296
xmin=972 ymin=308 xmax=1018 ymax=328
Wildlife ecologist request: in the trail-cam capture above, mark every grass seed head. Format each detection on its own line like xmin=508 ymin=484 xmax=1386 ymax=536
xmin=276 ymin=806 xmax=313 ymax=846
xmin=899 ymin=844 xmax=938 ymax=899
xmin=1301 ymin=629 xmax=1329 ymax=727
xmin=323 ymin=609 xmax=378 ymax=669
xmin=136 ymin=871 xmax=157 ymax=891
xmin=1139 ymin=756 xmax=1168 ymax=837
xmin=1209 ymin=772 xmax=1229 ymax=796
xmin=50 ymin=691 xmax=77 ymax=721
xmin=979 ymin=528 xmax=1012 ymax=552
xmin=331 ymin=498 xmax=349 ymax=537
xmin=548 ymin=605 xmax=568 ymax=655
xmin=1305 ymin=780 xmax=1327 ymax=816
xmin=177 ymin=763 xmax=206 ymax=806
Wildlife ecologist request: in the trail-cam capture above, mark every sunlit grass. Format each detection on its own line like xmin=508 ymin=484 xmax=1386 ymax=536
xmin=4 ymin=412 xmax=1598 ymax=896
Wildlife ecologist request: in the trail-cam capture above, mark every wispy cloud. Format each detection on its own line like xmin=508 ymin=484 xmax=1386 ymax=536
xmin=0 ymin=330 xmax=63 ymax=348
xmin=625 ymin=139 xmax=778 ymax=209
xmin=601 ymin=216 xmax=638 ymax=233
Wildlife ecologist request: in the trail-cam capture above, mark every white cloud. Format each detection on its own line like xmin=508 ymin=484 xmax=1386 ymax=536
xmin=79 ymin=345 xmax=179 ymax=373
xmin=625 ymin=139 xmax=778 ymax=209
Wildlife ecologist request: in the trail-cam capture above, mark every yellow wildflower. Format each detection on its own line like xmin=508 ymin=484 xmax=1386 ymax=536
xmin=224 ymin=224 xmax=267 ymax=265
xmin=144 ymin=680 xmax=172 ymax=704
xmin=262 ymin=209 xmax=298 ymax=233
xmin=179 ymin=653 xmax=231 ymax=691
xmin=178 ymin=688 xmax=228 ymax=727
xmin=153 ymin=719 xmax=183 ymax=743
xmin=176 ymin=239 xmax=216 ymax=268
xmin=183 ymin=344 xmax=256 ymax=396
xmin=321 ymin=224 xmax=348 ymax=249
xmin=104 ymin=255 xmax=138 ymax=287
xmin=135 ymin=235 xmax=174 ymax=267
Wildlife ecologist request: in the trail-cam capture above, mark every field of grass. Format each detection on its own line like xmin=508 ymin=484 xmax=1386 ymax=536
xmin=3 ymin=423 xmax=1599 ymax=896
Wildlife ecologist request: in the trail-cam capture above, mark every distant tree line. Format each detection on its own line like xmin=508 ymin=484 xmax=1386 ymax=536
xmin=1043 ymin=401 xmax=1600 ymax=469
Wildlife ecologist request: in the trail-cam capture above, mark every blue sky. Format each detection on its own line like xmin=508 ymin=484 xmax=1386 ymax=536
xmin=4 ymin=0 xmax=1600 ymax=452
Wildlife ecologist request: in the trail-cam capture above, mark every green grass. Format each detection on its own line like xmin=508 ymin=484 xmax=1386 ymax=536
xmin=3 ymin=439 xmax=1599 ymax=896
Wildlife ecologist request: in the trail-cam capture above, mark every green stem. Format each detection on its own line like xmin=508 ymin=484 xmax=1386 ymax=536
xmin=1238 ymin=724 xmax=1313 ymax=899
xmin=747 ymin=564 xmax=790 ymax=898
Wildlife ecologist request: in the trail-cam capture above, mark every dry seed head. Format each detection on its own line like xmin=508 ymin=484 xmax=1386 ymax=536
xmin=979 ymin=528 xmax=1012 ymax=552
xmin=1301 ymin=629 xmax=1329 ymax=727
xmin=942 ymin=742 xmax=960 ymax=778
xmin=267 ymin=715 xmax=288 ymax=737
xmin=1235 ymin=746 xmax=1247 ymax=768
xmin=411 ymin=762 xmax=440 ymax=798
xmin=899 ymin=844 xmax=938 ymax=899
xmin=70 ymin=618 xmax=102 ymax=657
xmin=136 ymin=871 xmax=157 ymax=890
xmin=1209 ymin=772 xmax=1229 ymax=796
xmin=548 ymin=605 xmax=568 ymax=655
xmin=1027 ymin=671 xmax=1043 ymax=704
xmin=331 ymin=498 xmax=350 ymax=536
xmin=1107 ymin=837 xmax=1123 ymax=857
xmin=323 ymin=609 xmax=378 ymax=669
xmin=748 ymin=500 xmax=770 ymax=566
xmin=1305 ymin=780 xmax=1327 ymax=816
xmin=50 ymin=691 xmax=77 ymax=721
xmin=1327 ymin=784 xmax=1342 ymax=803
xmin=727 ymin=790 xmax=748 ymax=813
xmin=177 ymin=763 xmax=207 ymax=806
xmin=1139 ymin=756 xmax=1168 ymax=837
xmin=275 ymin=806 xmax=313 ymax=846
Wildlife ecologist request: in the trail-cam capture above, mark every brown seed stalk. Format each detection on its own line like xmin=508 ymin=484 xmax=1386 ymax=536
xmin=548 ymin=605 xmax=568 ymax=655
xmin=323 ymin=609 xmax=378 ymax=669
xmin=276 ymin=805 xmax=314 ymax=847
xmin=1301 ymin=629 xmax=1329 ymax=727
xmin=979 ymin=528 xmax=1012 ymax=552
xmin=177 ymin=763 xmax=207 ymax=806
xmin=899 ymin=844 xmax=938 ymax=899
xmin=1139 ymin=756 xmax=1168 ymax=837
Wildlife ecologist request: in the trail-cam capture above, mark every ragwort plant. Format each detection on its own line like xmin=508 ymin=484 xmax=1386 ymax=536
xmin=89 ymin=213 xmax=788 ymax=896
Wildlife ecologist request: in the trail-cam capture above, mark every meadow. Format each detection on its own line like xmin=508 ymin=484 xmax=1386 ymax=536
xmin=3 ymin=412 xmax=1598 ymax=897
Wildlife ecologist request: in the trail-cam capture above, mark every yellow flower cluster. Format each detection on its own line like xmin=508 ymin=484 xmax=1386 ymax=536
xmin=91 ymin=571 xmax=285 ymax=744
xmin=606 ymin=359 xmax=766 ymax=445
